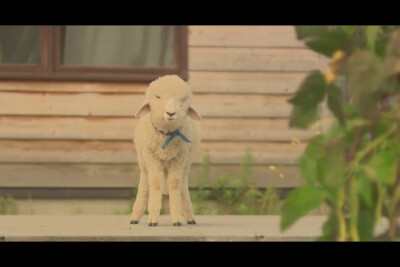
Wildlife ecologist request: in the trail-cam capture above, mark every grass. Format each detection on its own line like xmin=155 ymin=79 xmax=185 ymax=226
xmin=190 ymin=149 xmax=281 ymax=215
xmin=0 ymin=195 xmax=18 ymax=215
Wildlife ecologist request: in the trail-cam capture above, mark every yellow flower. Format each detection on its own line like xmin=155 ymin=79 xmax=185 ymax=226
xmin=325 ymin=50 xmax=346 ymax=84
xmin=331 ymin=50 xmax=346 ymax=63
xmin=269 ymin=165 xmax=276 ymax=171
xmin=325 ymin=68 xmax=336 ymax=84
xmin=279 ymin=173 xmax=285 ymax=179
xmin=291 ymin=137 xmax=301 ymax=145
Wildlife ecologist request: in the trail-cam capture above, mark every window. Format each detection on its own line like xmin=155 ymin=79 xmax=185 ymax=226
xmin=0 ymin=25 xmax=188 ymax=82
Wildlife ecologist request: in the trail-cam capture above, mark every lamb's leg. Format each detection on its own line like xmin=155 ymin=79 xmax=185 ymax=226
xmin=130 ymin=156 xmax=148 ymax=224
xmin=168 ymin=165 xmax=185 ymax=226
xmin=181 ymin=165 xmax=196 ymax=224
xmin=147 ymin=168 xmax=164 ymax=226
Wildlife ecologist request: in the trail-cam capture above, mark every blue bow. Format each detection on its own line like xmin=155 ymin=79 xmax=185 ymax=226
xmin=151 ymin=119 xmax=191 ymax=149
xmin=161 ymin=129 xmax=191 ymax=150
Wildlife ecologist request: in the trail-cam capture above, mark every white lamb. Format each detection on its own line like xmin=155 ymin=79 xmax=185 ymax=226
xmin=130 ymin=75 xmax=202 ymax=226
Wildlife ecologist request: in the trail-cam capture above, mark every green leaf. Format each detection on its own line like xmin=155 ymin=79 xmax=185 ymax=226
xmin=374 ymin=120 xmax=393 ymax=137
xmin=358 ymin=208 xmax=375 ymax=241
xmin=324 ymin=123 xmax=347 ymax=140
xmin=323 ymin=139 xmax=346 ymax=188
xmin=288 ymin=70 xmax=326 ymax=130
xmin=288 ymin=70 xmax=326 ymax=107
xmin=296 ymin=26 xmax=326 ymax=39
xmin=289 ymin=105 xmax=319 ymax=129
xmin=295 ymin=26 xmax=350 ymax=57
xmin=366 ymin=148 xmax=397 ymax=185
xmin=357 ymin=172 xmax=373 ymax=208
xmin=366 ymin=26 xmax=382 ymax=52
xmin=326 ymin=83 xmax=345 ymax=125
xmin=302 ymin=135 xmax=326 ymax=185
xmin=280 ymin=186 xmax=325 ymax=231
xmin=299 ymin=155 xmax=318 ymax=185
xmin=303 ymin=135 xmax=346 ymax=188
xmin=347 ymin=50 xmax=383 ymax=93
xmin=347 ymin=118 xmax=371 ymax=128
xmin=382 ymin=76 xmax=400 ymax=93
xmin=347 ymin=50 xmax=383 ymax=114
xmin=374 ymin=26 xmax=398 ymax=59
xmin=340 ymin=26 xmax=357 ymax=36
xmin=321 ymin=140 xmax=345 ymax=188
xmin=316 ymin=213 xmax=337 ymax=241
xmin=304 ymin=134 xmax=325 ymax=159
xmin=383 ymin=28 xmax=400 ymax=77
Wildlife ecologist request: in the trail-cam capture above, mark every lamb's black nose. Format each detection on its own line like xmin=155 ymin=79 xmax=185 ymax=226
xmin=166 ymin=112 xmax=176 ymax=116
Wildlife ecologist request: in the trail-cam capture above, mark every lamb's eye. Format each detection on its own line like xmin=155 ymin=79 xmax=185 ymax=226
xmin=156 ymin=95 xmax=161 ymax=99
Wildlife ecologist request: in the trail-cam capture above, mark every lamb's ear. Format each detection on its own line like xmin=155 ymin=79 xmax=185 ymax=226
xmin=188 ymin=106 xmax=202 ymax=121
xmin=135 ymin=101 xmax=151 ymax=118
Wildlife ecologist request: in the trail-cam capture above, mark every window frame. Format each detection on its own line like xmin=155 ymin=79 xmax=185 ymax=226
xmin=0 ymin=25 xmax=188 ymax=82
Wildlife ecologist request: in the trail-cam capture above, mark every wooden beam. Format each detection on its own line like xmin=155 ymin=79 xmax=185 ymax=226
xmin=189 ymin=47 xmax=319 ymax=72
xmin=0 ymin=92 xmax=293 ymax=118
xmin=0 ymin=163 xmax=302 ymax=189
xmin=0 ymin=140 xmax=305 ymax=165
xmin=0 ymin=71 xmax=307 ymax=95
xmin=189 ymin=26 xmax=304 ymax=48
xmin=0 ymin=117 xmax=317 ymax=142
xmin=0 ymin=81 xmax=147 ymax=93
xmin=0 ymin=188 xmax=133 ymax=199
xmin=189 ymin=71 xmax=306 ymax=95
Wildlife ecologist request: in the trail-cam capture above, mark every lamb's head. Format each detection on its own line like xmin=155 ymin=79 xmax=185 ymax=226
xmin=135 ymin=75 xmax=201 ymax=131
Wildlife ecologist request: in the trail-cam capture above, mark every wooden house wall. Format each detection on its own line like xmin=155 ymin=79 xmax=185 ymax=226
xmin=0 ymin=26 xmax=327 ymax=198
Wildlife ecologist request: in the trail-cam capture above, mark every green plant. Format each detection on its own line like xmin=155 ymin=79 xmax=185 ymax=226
xmin=191 ymin=149 xmax=280 ymax=215
xmin=0 ymin=195 xmax=18 ymax=215
xmin=190 ymin=151 xmax=216 ymax=214
xmin=281 ymin=25 xmax=400 ymax=241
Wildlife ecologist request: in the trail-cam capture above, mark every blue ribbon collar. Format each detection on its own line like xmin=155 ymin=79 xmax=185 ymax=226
xmin=151 ymin=119 xmax=191 ymax=150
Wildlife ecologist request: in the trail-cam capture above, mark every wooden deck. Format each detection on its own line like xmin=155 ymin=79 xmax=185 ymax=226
xmin=0 ymin=215 xmax=390 ymax=241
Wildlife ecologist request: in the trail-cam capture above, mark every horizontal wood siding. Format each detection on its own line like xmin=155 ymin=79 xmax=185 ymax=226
xmin=189 ymin=72 xmax=308 ymax=94
xmin=0 ymin=164 xmax=302 ymax=189
xmin=0 ymin=141 xmax=305 ymax=165
xmin=0 ymin=117 xmax=316 ymax=141
xmin=0 ymin=92 xmax=293 ymax=118
xmin=189 ymin=26 xmax=305 ymax=48
xmin=0 ymin=72 xmax=307 ymax=95
xmin=189 ymin=47 xmax=319 ymax=72
xmin=0 ymin=26 xmax=320 ymax=197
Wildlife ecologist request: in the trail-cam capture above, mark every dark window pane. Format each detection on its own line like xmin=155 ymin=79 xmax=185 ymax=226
xmin=0 ymin=26 xmax=41 ymax=64
xmin=62 ymin=26 xmax=174 ymax=67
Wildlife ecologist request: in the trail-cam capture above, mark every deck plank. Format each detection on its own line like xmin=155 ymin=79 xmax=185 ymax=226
xmin=0 ymin=215 xmax=390 ymax=241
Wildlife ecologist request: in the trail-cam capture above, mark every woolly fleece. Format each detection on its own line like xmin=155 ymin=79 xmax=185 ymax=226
xmin=130 ymin=75 xmax=201 ymax=226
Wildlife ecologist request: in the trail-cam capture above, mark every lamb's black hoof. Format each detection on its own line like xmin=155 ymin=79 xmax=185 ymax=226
xmin=173 ymin=222 xmax=183 ymax=226
xmin=130 ymin=220 xmax=139 ymax=225
xmin=148 ymin=223 xmax=158 ymax=227
xmin=187 ymin=220 xmax=197 ymax=225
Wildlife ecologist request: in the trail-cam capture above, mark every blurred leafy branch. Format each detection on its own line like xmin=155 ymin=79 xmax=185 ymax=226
xmin=281 ymin=25 xmax=400 ymax=241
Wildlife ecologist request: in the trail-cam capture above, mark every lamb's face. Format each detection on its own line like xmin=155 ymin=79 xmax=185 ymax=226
xmin=148 ymin=80 xmax=192 ymax=129
xmin=135 ymin=75 xmax=201 ymax=130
